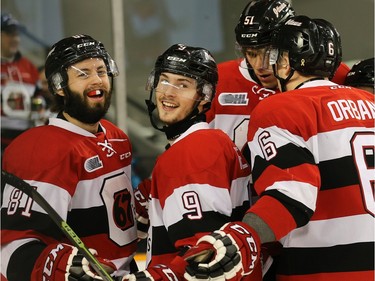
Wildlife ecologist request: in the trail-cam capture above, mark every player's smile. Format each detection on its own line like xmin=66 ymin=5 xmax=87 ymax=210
xmin=161 ymin=100 xmax=178 ymax=110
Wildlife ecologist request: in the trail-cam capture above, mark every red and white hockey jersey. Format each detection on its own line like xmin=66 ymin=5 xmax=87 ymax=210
xmin=146 ymin=122 xmax=251 ymax=277
xmin=1 ymin=117 xmax=138 ymax=279
xmin=206 ymin=59 xmax=349 ymax=152
xmin=247 ymin=80 xmax=374 ymax=281
xmin=206 ymin=59 xmax=279 ymax=151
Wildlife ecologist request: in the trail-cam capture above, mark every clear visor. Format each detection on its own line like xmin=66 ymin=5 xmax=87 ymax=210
xmin=146 ymin=72 xmax=212 ymax=103
xmin=268 ymin=48 xmax=280 ymax=66
xmin=51 ymin=57 xmax=117 ymax=91
xmin=154 ymin=79 xmax=203 ymax=102
xmin=235 ymin=43 xmax=273 ymax=70
xmin=66 ymin=58 xmax=110 ymax=87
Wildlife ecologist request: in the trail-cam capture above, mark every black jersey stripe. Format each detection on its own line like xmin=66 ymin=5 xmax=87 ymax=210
xmin=7 ymin=241 xmax=46 ymax=281
xmin=1 ymin=205 xmax=110 ymax=239
xmin=253 ymin=144 xmax=364 ymax=190
xmin=152 ymin=225 xmax=178 ymax=256
xmin=319 ymin=155 xmax=360 ymax=190
xmin=1 ymin=208 xmax=64 ymax=240
xmin=152 ymin=210 xmax=236 ymax=256
xmin=67 ymin=206 xmax=109 ymax=236
xmin=252 ymin=143 xmax=315 ymax=182
xmin=276 ymin=242 xmax=375 ymax=275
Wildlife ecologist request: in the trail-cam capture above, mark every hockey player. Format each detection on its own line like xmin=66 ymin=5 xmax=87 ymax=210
xmin=183 ymin=16 xmax=374 ymax=281
xmin=207 ymin=0 xmax=349 ymax=153
xmin=123 ymin=44 xmax=252 ymax=280
xmin=1 ymin=35 xmax=138 ymax=280
xmin=345 ymin=57 xmax=374 ymax=94
xmin=206 ymin=0 xmax=295 ymax=151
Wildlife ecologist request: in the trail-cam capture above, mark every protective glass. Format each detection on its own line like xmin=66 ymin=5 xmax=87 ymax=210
xmin=66 ymin=58 xmax=110 ymax=87
xmin=268 ymin=48 xmax=280 ymax=66
xmin=236 ymin=44 xmax=273 ymax=70
xmin=154 ymin=79 xmax=201 ymax=101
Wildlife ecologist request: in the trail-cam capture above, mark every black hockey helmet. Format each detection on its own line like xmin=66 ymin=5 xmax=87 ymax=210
xmin=314 ymin=18 xmax=342 ymax=79
xmin=235 ymin=0 xmax=295 ymax=49
xmin=145 ymin=44 xmax=218 ymax=138
xmin=270 ymin=15 xmax=336 ymax=78
xmin=45 ymin=34 xmax=118 ymax=93
xmin=147 ymin=43 xmax=218 ymax=102
xmin=344 ymin=58 xmax=374 ymax=87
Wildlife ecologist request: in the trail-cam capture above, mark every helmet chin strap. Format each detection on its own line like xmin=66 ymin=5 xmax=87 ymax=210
xmin=272 ymin=64 xmax=295 ymax=92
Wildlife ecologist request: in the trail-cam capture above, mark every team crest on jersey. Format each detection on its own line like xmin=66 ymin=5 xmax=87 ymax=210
xmin=218 ymin=93 xmax=249 ymax=106
xmin=252 ymin=85 xmax=277 ymax=100
xmin=84 ymin=155 xmax=103 ymax=172
xmin=97 ymin=140 xmax=117 ymax=157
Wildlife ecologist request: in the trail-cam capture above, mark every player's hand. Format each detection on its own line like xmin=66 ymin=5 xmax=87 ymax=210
xmin=183 ymin=222 xmax=261 ymax=281
xmin=31 ymin=243 xmax=116 ymax=281
xmin=134 ymin=178 xmax=151 ymax=240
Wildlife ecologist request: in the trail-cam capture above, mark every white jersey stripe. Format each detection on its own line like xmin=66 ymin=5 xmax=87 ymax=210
xmin=266 ymin=180 xmax=318 ymax=211
xmin=150 ymin=178 xmax=249 ymax=229
xmin=249 ymin=125 xmax=374 ymax=165
xmin=282 ymin=214 xmax=374 ymax=248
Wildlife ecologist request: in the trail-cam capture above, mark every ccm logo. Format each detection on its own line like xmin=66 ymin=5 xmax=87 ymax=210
xmin=241 ymin=33 xmax=257 ymax=38
xmin=77 ymin=42 xmax=95 ymax=48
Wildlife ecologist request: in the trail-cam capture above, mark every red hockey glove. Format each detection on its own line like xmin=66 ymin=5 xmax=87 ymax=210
xmin=31 ymin=243 xmax=116 ymax=281
xmin=134 ymin=178 xmax=151 ymax=240
xmin=183 ymin=222 xmax=261 ymax=281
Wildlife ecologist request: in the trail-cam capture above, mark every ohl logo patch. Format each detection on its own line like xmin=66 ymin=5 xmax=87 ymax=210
xmin=218 ymin=93 xmax=249 ymax=106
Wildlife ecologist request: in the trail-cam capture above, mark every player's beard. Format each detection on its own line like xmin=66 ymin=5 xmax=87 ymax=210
xmin=63 ymin=88 xmax=112 ymax=124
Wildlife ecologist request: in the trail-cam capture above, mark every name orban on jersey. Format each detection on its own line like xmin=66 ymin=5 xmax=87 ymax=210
xmin=327 ymin=98 xmax=375 ymax=122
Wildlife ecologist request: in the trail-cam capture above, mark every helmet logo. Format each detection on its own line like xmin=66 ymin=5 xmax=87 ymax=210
xmin=77 ymin=41 xmax=95 ymax=48
xmin=167 ymin=56 xmax=187 ymax=62
xmin=285 ymin=19 xmax=302 ymax=26
xmin=273 ymin=3 xmax=287 ymax=18
xmin=301 ymin=59 xmax=305 ymax=66
xmin=241 ymin=33 xmax=258 ymax=38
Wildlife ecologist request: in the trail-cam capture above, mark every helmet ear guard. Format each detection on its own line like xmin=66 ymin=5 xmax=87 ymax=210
xmin=145 ymin=70 xmax=156 ymax=91
xmin=50 ymin=73 xmax=64 ymax=92
xmin=107 ymin=54 xmax=119 ymax=77
xmin=198 ymin=82 xmax=214 ymax=112
xmin=201 ymin=83 xmax=214 ymax=102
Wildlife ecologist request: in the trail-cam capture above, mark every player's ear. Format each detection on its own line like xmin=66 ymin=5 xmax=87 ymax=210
xmin=55 ymin=89 xmax=65 ymax=97
xmin=279 ymin=51 xmax=290 ymax=68
xmin=198 ymin=99 xmax=209 ymax=109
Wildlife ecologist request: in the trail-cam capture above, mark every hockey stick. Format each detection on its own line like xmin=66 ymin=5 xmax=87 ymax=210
xmin=1 ymin=170 xmax=114 ymax=281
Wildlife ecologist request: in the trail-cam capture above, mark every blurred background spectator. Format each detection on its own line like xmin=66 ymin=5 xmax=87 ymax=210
xmin=1 ymin=12 xmax=39 ymax=154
